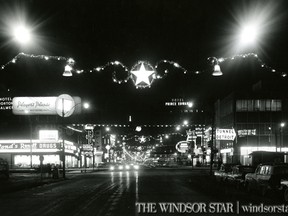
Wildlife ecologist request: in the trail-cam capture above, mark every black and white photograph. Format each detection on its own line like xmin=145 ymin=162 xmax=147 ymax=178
xmin=0 ymin=0 xmax=288 ymax=215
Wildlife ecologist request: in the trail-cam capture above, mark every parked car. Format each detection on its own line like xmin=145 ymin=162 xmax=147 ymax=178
xmin=226 ymin=165 xmax=256 ymax=188
xmin=245 ymin=163 xmax=288 ymax=202
xmin=214 ymin=163 xmax=238 ymax=182
xmin=0 ymin=158 xmax=9 ymax=179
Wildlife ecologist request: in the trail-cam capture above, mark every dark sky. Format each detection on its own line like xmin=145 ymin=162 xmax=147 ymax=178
xmin=0 ymin=0 xmax=288 ymax=125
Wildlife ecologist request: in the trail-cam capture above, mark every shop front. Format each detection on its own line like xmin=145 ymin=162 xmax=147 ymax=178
xmin=0 ymin=139 xmax=79 ymax=169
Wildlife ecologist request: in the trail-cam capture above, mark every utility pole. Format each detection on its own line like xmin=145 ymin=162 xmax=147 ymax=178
xmin=62 ymin=98 xmax=66 ymax=179
xmin=209 ymin=111 xmax=215 ymax=176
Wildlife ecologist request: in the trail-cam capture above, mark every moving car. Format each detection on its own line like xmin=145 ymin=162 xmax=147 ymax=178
xmin=109 ymin=163 xmax=140 ymax=171
xmin=245 ymin=163 xmax=288 ymax=202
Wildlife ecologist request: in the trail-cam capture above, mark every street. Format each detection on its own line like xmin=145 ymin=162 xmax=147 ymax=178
xmin=0 ymin=168 xmax=286 ymax=216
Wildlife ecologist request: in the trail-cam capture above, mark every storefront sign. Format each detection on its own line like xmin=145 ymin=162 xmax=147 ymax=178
xmin=0 ymin=140 xmax=76 ymax=153
xmin=238 ymin=129 xmax=256 ymax=137
xmin=82 ymin=144 xmax=93 ymax=151
xmin=0 ymin=142 xmax=59 ymax=150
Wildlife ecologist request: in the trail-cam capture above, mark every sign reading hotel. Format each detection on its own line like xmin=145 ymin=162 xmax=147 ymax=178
xmin=165 ymin=98 xmax=193 ymax=107
xmin=12 ymin=94 xmax=81 ymax=116
xmin=216 ymin=129 xmax=236 ymax=141
xmin=0 ymin=97 xmax=13 ymax=111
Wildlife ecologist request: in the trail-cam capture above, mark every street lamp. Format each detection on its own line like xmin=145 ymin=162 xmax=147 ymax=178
xmin=239 ymin=24 xmax=258 ymax=46
xmin=12 ymin=24 xmax=32 ymax=45
xmin=280 ymin=122 xmax=285 ymax=152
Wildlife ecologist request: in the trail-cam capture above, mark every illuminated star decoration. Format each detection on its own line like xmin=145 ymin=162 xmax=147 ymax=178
xmin=130 ymin=62 xmax=155 ymax=88
xmin=139 ymin=136 xmax=147 ymax=143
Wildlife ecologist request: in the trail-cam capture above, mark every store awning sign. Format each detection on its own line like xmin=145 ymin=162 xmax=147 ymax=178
xmin=216 ymin=129 xmax=236 ymax=141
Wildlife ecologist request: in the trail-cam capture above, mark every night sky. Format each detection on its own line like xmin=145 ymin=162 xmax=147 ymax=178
xmin=0 ymin=0 xmax=288 ymax=126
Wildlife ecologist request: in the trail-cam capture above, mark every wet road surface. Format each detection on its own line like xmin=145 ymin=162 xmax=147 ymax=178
xmin=0 ymin=169 xmax=286 ymax=216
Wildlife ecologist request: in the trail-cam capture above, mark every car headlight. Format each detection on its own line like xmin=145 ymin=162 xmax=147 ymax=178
xmin=119 ymin=165 xmax=124 ymax=170
xmin=110 ymin=166 xmax=115 ymax=171
xmin=134 ymin=165 xmax=139 ymax=170
xmin=125 ymin=165 xmax=130 ymax=170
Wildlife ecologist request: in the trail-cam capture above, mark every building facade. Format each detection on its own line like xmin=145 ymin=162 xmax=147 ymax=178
xmin=215 ymin=80 xmax=288 ymax=165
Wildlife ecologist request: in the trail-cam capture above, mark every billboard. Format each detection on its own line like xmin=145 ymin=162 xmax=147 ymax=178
xmin=12 ymin=94 xmax=81 ymax=116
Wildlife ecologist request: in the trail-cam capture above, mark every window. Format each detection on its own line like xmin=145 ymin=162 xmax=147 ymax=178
xmin=259 ymin=166 xmax=266 ymax=175
xmin=236 ymin=100 xmax=247 ymax=111
xmin=236 ymin=99 xmax=282 ymax=112
xmin=271 ymin=100 xmax=282 ymax=111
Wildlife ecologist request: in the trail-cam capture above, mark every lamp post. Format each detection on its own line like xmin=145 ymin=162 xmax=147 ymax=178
xmin=57 ymin=95 xmax=90 ymax=179
xmin=61 ymin=98 xmax=66 ymax=179
xmin=280 ymin=122 xmax=285 ymax=152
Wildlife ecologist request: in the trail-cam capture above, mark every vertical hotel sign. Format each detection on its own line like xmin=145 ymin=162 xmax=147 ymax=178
xmin=12 ymin=95 xmax=81 ymax=116
xmin=0 ymin=97 xmax=13 ymax=110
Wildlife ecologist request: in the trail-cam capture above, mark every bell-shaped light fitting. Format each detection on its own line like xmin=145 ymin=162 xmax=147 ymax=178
xmin=63 ymin=65 xmax=73 ymax=77
xmin=212 ymin=64 xmax=223 ymax=76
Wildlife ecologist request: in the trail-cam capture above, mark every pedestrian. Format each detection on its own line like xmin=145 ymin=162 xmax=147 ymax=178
xmin=52 ymin=164 xmax=59 ymax=179
xmin=47 ymin=163 xmax=52 ymax=178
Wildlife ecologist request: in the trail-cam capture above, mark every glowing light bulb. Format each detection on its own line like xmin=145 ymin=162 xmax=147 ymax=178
xmin=13 ymin=25 xmax=32 ymax=45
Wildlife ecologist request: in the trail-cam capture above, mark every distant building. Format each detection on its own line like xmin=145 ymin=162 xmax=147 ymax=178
xmin=215 ymin=79 xmax=288 ymax=165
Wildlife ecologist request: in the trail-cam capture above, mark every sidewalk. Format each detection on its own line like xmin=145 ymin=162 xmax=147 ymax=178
xmin=0 ymin=172 xmax=64 ymax=194
xmin=0 ymin=167 xmax=108 ymax=194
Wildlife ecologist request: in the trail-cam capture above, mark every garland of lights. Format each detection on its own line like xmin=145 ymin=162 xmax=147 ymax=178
xmin=0 ymin=52 xmax=286 ymax=89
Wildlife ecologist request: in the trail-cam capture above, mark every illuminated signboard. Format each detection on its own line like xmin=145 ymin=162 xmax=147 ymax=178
xmin=176 ymin=141 xmax=189 ymax=153
xmin=216 ymin=129 xmax=236 ymax=141
xmin=165 ymin=98 xmax=193 ymax=107
xmin=12 ymin=95 xmax=81 ymax=116
xmin=39 ymin=130 xmax=59 ymax=141
xmin=0 ymin=140 xmax=76 ymax=153
xmin=12 ymin=97 xmax=57 ymax=115
xmin=0 ymin=142 xmax=60 ymax=150
xmin=0 ymin=97 xmax=13 ymax=110
xmin=82 ymin=144 xmax=93 ymax=151
xmin=238 ymin=129 xmax=256 ymax=137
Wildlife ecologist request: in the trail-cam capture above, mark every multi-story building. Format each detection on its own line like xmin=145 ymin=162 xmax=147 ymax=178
xmin=215 ymin=79 xmax=288 ymax=165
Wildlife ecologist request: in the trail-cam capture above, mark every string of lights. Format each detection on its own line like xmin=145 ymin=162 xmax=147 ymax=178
xmin=1 ymin=52 xmax=286 ymax=88
xmin=72 ymin=123 xmax=204 ymax=128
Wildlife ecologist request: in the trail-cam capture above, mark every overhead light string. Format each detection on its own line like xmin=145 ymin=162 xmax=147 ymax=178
xmin=1 ymin=52 xmax=286 ymax=88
